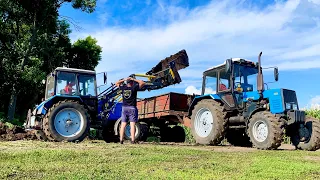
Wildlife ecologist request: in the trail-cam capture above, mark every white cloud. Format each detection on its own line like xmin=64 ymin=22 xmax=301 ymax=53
xmin=71 ymin=0 xmax=320 ymax=87
xmin=309 ymin=95 xmax=320 ymax=109
xmin=185 ymin=85 xmax=216 ymax=95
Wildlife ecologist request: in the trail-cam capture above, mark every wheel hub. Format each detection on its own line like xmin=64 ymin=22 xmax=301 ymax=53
xmin=194 ymin=108 xmax=214 ymax=138
xmin=54 ymin=108 xmax=84 ymax=138
xmin=65 ymin=119 xmax=73 ymax=127
xmin=252 ymin=120 xmax=268 ymax=142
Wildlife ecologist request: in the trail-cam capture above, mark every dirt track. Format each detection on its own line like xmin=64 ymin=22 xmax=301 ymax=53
xmin=136 ymin=141 xmax=299 ymax=152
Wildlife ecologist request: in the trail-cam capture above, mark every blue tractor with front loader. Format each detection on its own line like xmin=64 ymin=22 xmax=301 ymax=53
xmin=24 ymin=50 xmax=189 ymax=142
xmin=188 ymin=52 xmax=320 ymax=151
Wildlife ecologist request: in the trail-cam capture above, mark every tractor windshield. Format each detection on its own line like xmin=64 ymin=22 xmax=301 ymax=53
xmin=233 ymin=64 xmax=258 ymax=92
xmin=56 ymin=71 xmax=77 ymax=95
xmin=78 ymin=74 xmax=97 ymax=96
xmin=45 ymin=75 xmax=55 ymax=99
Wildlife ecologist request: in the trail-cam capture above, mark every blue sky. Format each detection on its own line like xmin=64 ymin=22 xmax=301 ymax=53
xmin=59 ymin=0 xmax=320 ymax=109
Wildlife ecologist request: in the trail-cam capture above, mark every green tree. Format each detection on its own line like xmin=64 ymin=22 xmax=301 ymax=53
xmin=1 ymin=0 xmax=97 ymax=120
xmin=66 ymin=36 xmax=102 ymax=70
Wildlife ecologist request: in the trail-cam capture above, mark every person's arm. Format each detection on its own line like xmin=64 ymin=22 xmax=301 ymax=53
xmin=129 ymin=77 xmax=145 ymax=89
xmin=115 ymin=78 xmax=127 ymax=87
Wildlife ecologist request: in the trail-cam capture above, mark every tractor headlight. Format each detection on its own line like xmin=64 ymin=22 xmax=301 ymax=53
xmin=285 ymin=103 xmax=291 ymax=109
xmin=292 ymin=104 xmax=298 ymax=110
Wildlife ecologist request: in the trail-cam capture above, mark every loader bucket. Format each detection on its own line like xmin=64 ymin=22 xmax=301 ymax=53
xmin=146 ymin=49 xmax=189 ymax=75
xmin=145 ymin=49 xmax=189 ymax=88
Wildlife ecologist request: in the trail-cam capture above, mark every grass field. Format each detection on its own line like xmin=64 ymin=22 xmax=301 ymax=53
xmin=0 ymin=140 xmax=319 ymax=180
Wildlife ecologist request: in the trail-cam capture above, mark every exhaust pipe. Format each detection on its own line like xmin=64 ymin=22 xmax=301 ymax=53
xmin=257 ymin=52 xmax=264 ymax=98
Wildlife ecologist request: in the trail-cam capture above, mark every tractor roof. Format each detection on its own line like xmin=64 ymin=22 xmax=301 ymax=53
xmin=205 ymin=58 xmax=256 ymax=72
xmin=55 ymin=67 xmax=96 ymax=75
xmin=203 ymin=58 xmax=258 ymax=78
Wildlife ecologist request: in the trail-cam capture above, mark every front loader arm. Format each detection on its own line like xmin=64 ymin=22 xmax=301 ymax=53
xmin=98 ymin=49 xmax=189 ymax=120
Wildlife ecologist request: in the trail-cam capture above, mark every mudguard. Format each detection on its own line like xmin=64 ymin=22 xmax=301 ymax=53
xmin=32 ymin=95 xmax=83 ymax=116
xmin=187 ymin=94 xmax=221 ymax=116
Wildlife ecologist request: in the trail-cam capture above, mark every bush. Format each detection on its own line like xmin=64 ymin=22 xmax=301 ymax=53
xmin=0 ymin=111 xmax=24 ymax=127
xmin=305 ymin=109 xmax=320 ymax=119
xmin=180 ymin=125 xmax=195 ymax=144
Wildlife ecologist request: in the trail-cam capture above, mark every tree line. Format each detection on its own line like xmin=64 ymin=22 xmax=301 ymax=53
xmin=0 ymin=0 xmax=102 ymax=122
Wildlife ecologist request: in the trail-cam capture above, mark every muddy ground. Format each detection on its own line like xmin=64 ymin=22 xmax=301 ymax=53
xmin=0 ymin=122 xmax=37 ymax=141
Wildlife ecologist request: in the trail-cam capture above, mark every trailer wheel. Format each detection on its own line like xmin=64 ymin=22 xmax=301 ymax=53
xmin=288 ymin=116 xmax=320 ymax=151
xmin=172 ymin=126 xmax=186 ymax=142
xmin=247 ymin=111 xmax=284 ymax=150
xmin=225 ymin=128 xmax=252 ymax=147
xmin=138 ymin=122 xmax=149 ymax=141
xmin=43 ymin=100 xmax=90 ymax=142
xmin=160 ymin=126 xmax=173 ymax=142
xmin=190 ymin=99 xmax=226 ymax=145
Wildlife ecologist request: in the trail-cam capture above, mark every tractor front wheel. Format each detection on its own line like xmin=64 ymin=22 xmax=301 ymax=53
xmin=43 ymin=100 xmax=90 ymax=142
xmin=190 ymin=99 xmax=226 ymax=145
xmin=287 ymin=116 xmax=320 ymax=151
xmin=247 ymin=111 xmax=284 ymax=150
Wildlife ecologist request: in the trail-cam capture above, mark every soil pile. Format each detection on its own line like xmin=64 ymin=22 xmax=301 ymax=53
xmin=0 ymin=122 xmax=37 ymax=141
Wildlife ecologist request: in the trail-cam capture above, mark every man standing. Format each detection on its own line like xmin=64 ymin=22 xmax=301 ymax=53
xmin=115 ymin=75 xmax=145 ymax=144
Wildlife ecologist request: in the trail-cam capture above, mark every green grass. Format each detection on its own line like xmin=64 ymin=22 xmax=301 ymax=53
xmin=0 ymin=140 xmax=319 ymax=180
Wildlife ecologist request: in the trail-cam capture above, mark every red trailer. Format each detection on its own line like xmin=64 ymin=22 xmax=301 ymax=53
xmin=137 ymin=92 xmax=192 ymax=127
xmin=111 ymin=92 xmax=194 ymax=142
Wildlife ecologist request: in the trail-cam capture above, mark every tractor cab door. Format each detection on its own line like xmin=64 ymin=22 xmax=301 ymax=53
xmin=216 ymin=69 xmax=247 ymax=110
xmin=216 ymin=76 xmax=238 ymax=110
xmin=78 ymin=74 xmax=98 ymax=112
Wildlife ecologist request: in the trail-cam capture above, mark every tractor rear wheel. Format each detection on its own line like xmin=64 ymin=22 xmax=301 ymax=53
xmin=225 ymin=128 xmax=252 ymax=147
xmin=43 ymin=100 xmax=90 ymax=142
xmin=287 ymin=116 xmax=320 ymax=151
xmin=190 ymin=99 xmax=226 ymax=145
xmin=247 ymin=111 xmax=284 ymax=150
xmin=123 ymin=123 xmax=141 ymax=141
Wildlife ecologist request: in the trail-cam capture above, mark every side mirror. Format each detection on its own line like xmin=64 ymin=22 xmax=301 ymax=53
xmin=274 ymin=67 xmax=279 ymax=81
xmin=42 ymin=79 xmax=46 ymax=84
xmin=225 ymin=59 xmax=232 ymax=73
xmin=104 ymin=72 xmax=107 ymax=84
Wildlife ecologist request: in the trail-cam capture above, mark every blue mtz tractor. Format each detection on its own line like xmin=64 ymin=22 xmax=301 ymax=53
xmin=188 ymin=52 xmax=320 ymax=151
xmin=24 ymin=50 xmax=189 ymax=142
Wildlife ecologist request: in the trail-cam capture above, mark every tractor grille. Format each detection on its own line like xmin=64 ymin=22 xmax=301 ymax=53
xmin=282 ymin=89 xmax=299 ymax=109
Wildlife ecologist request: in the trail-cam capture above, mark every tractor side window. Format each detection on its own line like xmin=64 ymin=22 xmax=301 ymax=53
xmin=219 ymin=78 xmax=229 ymax=91
xmin=204 ymin=76 xmax=217 ymax=94
xmin=218 ymin=71 xmax=230 ymax=92
xmin=45 ymin=75 xmax=55 ymax=99
xmin=79 ymin=75 xmax=96 ymax=96
xmin=56 ymin=72 xmax=76 ymax=95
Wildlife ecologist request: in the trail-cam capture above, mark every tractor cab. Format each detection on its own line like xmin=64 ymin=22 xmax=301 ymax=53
xmin=45 ymin=67 xmax=97 ymax=100
xmin=202 ymin=58 xmax=278 ymax=110
xmin=43 ymin=67 xmax=98 ymax=112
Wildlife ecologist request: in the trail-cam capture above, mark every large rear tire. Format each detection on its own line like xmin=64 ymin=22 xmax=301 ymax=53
xmin=288 ymin=116 xmax=320 ymax=151
xmin=247 ymin=111 xmax=284 ymax=150
xmin=190 ymin=99 xmax=226 ymax=145
xmin=43 ymin=100 xmax=90 ymax=142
